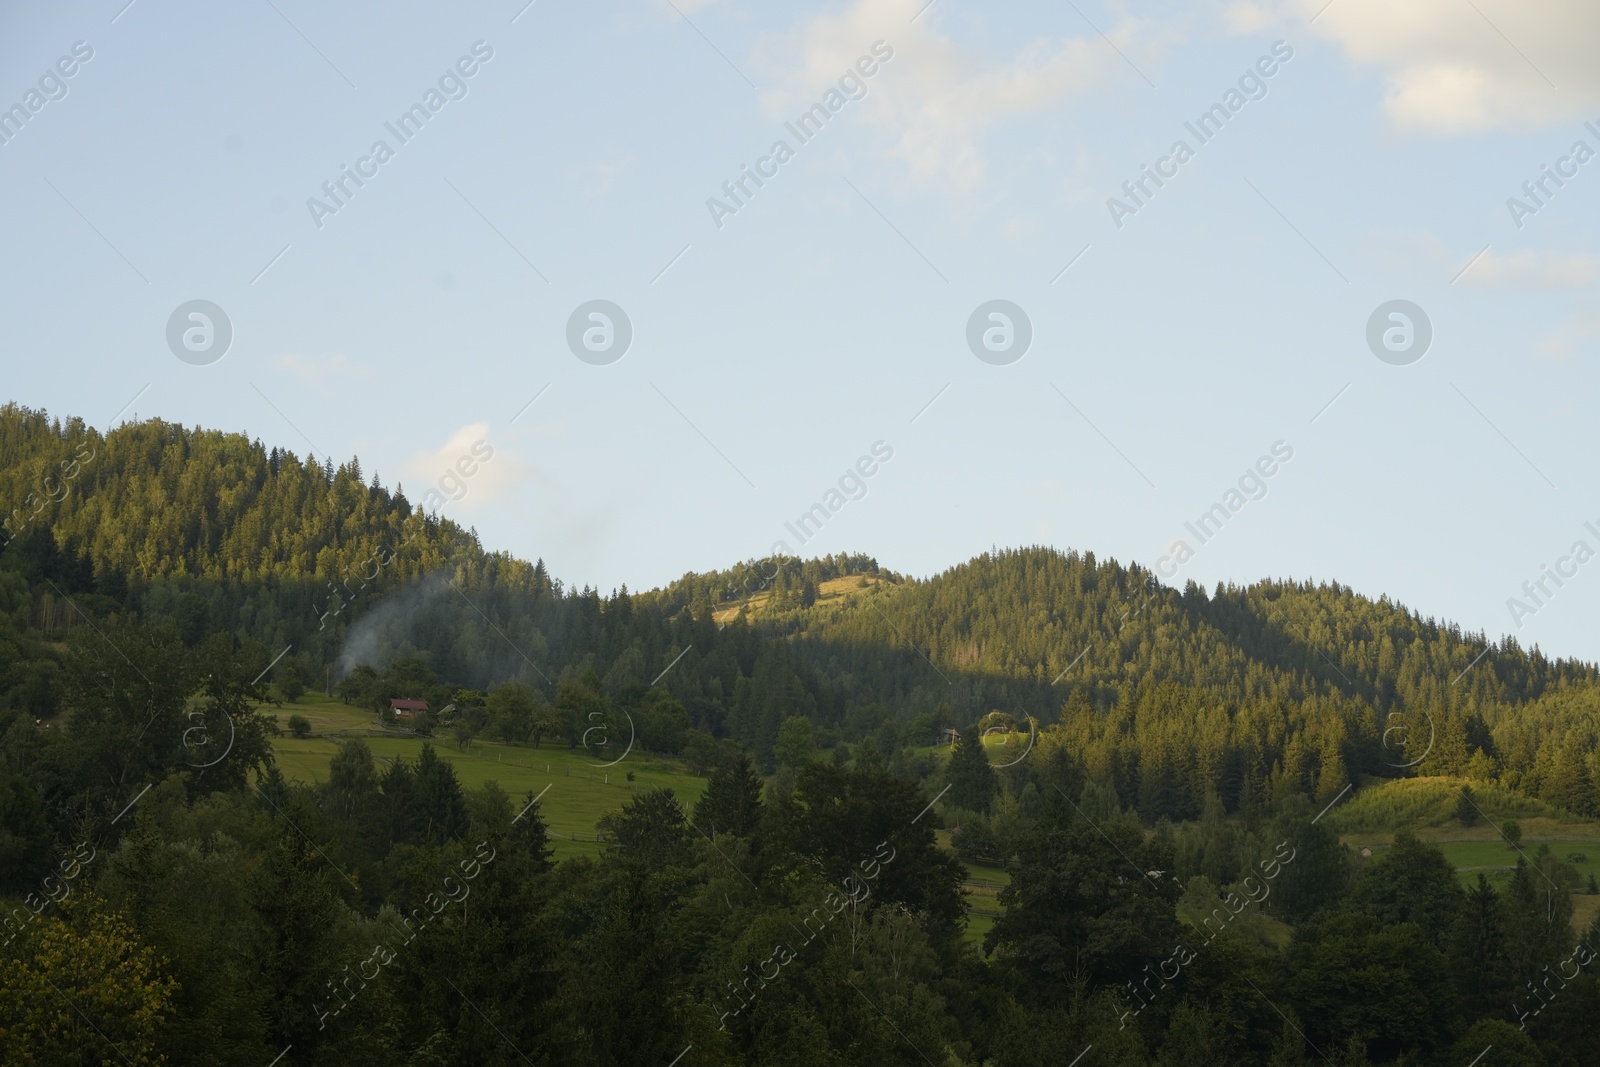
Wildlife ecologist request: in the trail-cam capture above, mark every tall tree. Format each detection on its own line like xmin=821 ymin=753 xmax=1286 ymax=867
xmin=693 ymin=751 xmax=764 ymax=837
xmin=948 ymin=724 xmax=998 ymax=814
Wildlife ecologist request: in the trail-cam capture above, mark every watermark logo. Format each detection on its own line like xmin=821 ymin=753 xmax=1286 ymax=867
xmin=1506 ymin=521 xmax=1600 ymax=629
xmin=566 ymin=299 xmax=632 ymax=365
xmin=166 ymin=300 xmax=233 ymax=365
xmin=1381 ymin=708 xmax=1435 ymax=768
xmin=0 ymin=40 xmax=94 ymax=149
xmin=305 ymin=41 xmax=494 ymax=230
xmin=1506 ymin=122 xmax=1600 ymax=230
xmin=1365 ymin=299 xmax=1431 ymax=365
xmin=982 ymin=717 xmax=1037 ymax=768
xmin=705 ymin=40 xmax=893 ymax=230
xmin=180 ymin=703 xmax=237 ymax=769
xmin=582 ymin=706 xmax=635 ymax=768
xmin=966 ymin=300 xmax=1031 ymax=365
xmin=1106 ymin=41 xmax=1294 ymax=229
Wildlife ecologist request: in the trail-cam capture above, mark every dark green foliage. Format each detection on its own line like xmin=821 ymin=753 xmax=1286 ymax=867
xmin=693 ymin=751 xmax=764 ymax=837
xmin=1349 ymin=831 xmax=1464 ymax=946
xmin=631 ymin=687 xmax=691 ymax=755
xmin=947 ymin=724 xmax=998 ymax=814
xmin=768 ymin=763 xmax=966 ymax=938
xmin=275 ymin=655 xmax=309 ymax=703
xmin=484 ymin=679 xmax=537 ymax=742
xmin=287 ymin=714 xmax=311 ymax=739
xmin=773 ymin=715 xmax=814 ymax=769
xmin=0 ymin=766 xmax=51 ymax=891
xmin=1285 ymin=910 xmax=1458 ymax=1060
xmin=986 ymin=787 xmax=1180 ymax=1000
xmin=1445 ymin=875 xmax=1514 ymax=1021
xmin=1451 ymin=1020 xmax=1545 ymax=1067
xmin=1266 ymin=818 xmax=1350 ymax=924
xmin=411 ymin=743 xmax=469 ymax=845
xmin=8 ymin=407 xmax=1600 ymax=1063
xmin=598 ymin=786 xmax=690 ymax=868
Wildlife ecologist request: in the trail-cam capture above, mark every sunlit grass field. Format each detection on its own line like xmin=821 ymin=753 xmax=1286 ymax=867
xmin=263 ymin=693 xmax=708 ymax=860
xmin=266 ymin=707 xmax=1600 ymax=942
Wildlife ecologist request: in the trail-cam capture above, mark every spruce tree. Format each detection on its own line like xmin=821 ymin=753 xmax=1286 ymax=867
xmin=947 ymin=724 xmax=998 ymax=814
xmin=1445 ymin=874 xmax=1512 ymax=1020
xmin=692 ymin=751 xmax=764 ymax=837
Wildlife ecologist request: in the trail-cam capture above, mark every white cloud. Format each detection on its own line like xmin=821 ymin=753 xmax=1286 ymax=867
xmin=274 ymin=352 xmax=371 ymax=389
xmin=403 ymin=423 xmax=532 ymax=511
xmin=1359 ymin=231 xmax=1598 ymax=288
xmin=751 ymin=0 xmax=1178 ymax=191
xmin=1536 ymin=305 xmax=1600 ymax=363
xmin=1227 ymin=0 xmax=1600 ymax=132
xmin=1461 ymin=249 xmax=1600 ymax=289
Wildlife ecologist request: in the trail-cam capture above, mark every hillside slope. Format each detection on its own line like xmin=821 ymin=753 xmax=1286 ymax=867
xmin=6 ymin=404 xmax=1600 ymax=816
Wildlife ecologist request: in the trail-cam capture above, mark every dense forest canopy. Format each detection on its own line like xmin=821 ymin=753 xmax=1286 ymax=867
xmin=5 ymin=403 xmax=1600 ymax=1064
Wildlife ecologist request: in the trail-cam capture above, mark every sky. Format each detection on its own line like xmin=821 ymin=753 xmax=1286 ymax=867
xmin=3 ymin=0 xmax=1599 ymax=661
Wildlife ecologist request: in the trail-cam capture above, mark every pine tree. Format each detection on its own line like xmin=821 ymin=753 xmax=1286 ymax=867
xmin=1315 ymin=741 xmax=1348 ymax=804
xmin=692 ymin=751 xmax=764 ymax=837
xmin=947 ymin=724 xmax=997 ymax=814
xmin=1445 ymin=874 xmax=1512 ymax=1020
xmin=412 ymin=743 xmax=469 ymax=844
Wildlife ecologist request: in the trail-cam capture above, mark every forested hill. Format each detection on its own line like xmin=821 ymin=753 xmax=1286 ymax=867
xmin=768 ymin=545 xmax=1592 ymax=716
xmin=6 ymin=403 xmax=1600 ymax=815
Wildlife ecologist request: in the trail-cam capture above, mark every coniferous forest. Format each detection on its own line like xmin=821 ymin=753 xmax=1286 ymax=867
xmin=5 ymin=403 xmax=1600 ymax=1065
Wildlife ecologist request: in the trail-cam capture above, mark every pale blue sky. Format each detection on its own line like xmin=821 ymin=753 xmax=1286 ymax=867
xmin=4 ymin=0 xmax=1599 ymax=659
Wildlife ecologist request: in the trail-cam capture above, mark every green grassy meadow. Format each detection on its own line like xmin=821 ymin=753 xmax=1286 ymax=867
xmin=264 ymin=693 xmax=709 ymax=860
xmin=1333 ymin=776 xmax=1600 ymax=933
xmin=267 ymin=710 xmax=1600 ymax=944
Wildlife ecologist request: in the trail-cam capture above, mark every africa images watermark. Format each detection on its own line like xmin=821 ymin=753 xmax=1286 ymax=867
xmin=713 ymin=440 xmax=894 ymax=624
xmin=315 ymin=839 xmax=500 ymax=1028
xmin=1117 ymin=839 xmax=1298 ymax=1029
xmin=710 ymin=839 xmax=898 ymax=1029
xmin=1054 ymin=440 xmax=1294 ymax=684
xmin=313 ymin=438 xmax=497 ymax=630
xmin=0 ymin=40 xmax=95 ymax=148
xmin=0 ymin=438 xmax=96 ymax=548
xmin=705 ymin=40 xmax=894 ymax=229
xmin=1106 ymin=41 xmax=1294 ymax=229
xmin=1504 ymin=518 xmax=1600 ymax=630
xmin=305 ymin=41 xmax=495 ymax=229
xmin=1156 ymin=439 xmax=1294 ymax=579
xmin=1505 ymin=119 xmax=1600 ymax=229
xmin=774 ymin=440 xmax=894 ymax=555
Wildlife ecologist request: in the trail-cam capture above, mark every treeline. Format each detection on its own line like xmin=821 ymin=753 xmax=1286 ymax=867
xmin=3 ymin=620 xmax=1596 ymax=1063
xmin=774 ymin=547 xmax=1600 ymax=820
xmin=7 ymin=405 xmax=1600 ymax=814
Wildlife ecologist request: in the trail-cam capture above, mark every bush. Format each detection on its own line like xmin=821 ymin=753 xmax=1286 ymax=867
xmin=287 ymin=715 xmax=311 ymax=739
xmin=1323 ymin=777 xmax=1555 ymax=834
xmin=952 ymin=816 xmax=1001 ymax=865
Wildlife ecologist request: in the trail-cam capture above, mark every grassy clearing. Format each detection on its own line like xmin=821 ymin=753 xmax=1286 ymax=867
xmin=1329 ymin=775 xmax=1600 ymax=935
xmin=1326 ymin=776 xmax=1560 ymax=836
xmin=959 ymin=855 xmax=1011 ymax=949
xmin=711 ymin=574 xmax=889 ymax=625
xmin=265 ymin=694 xmax=708 ymax=860
xmin=935 ymin=827 xmax=1013 ymax=949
